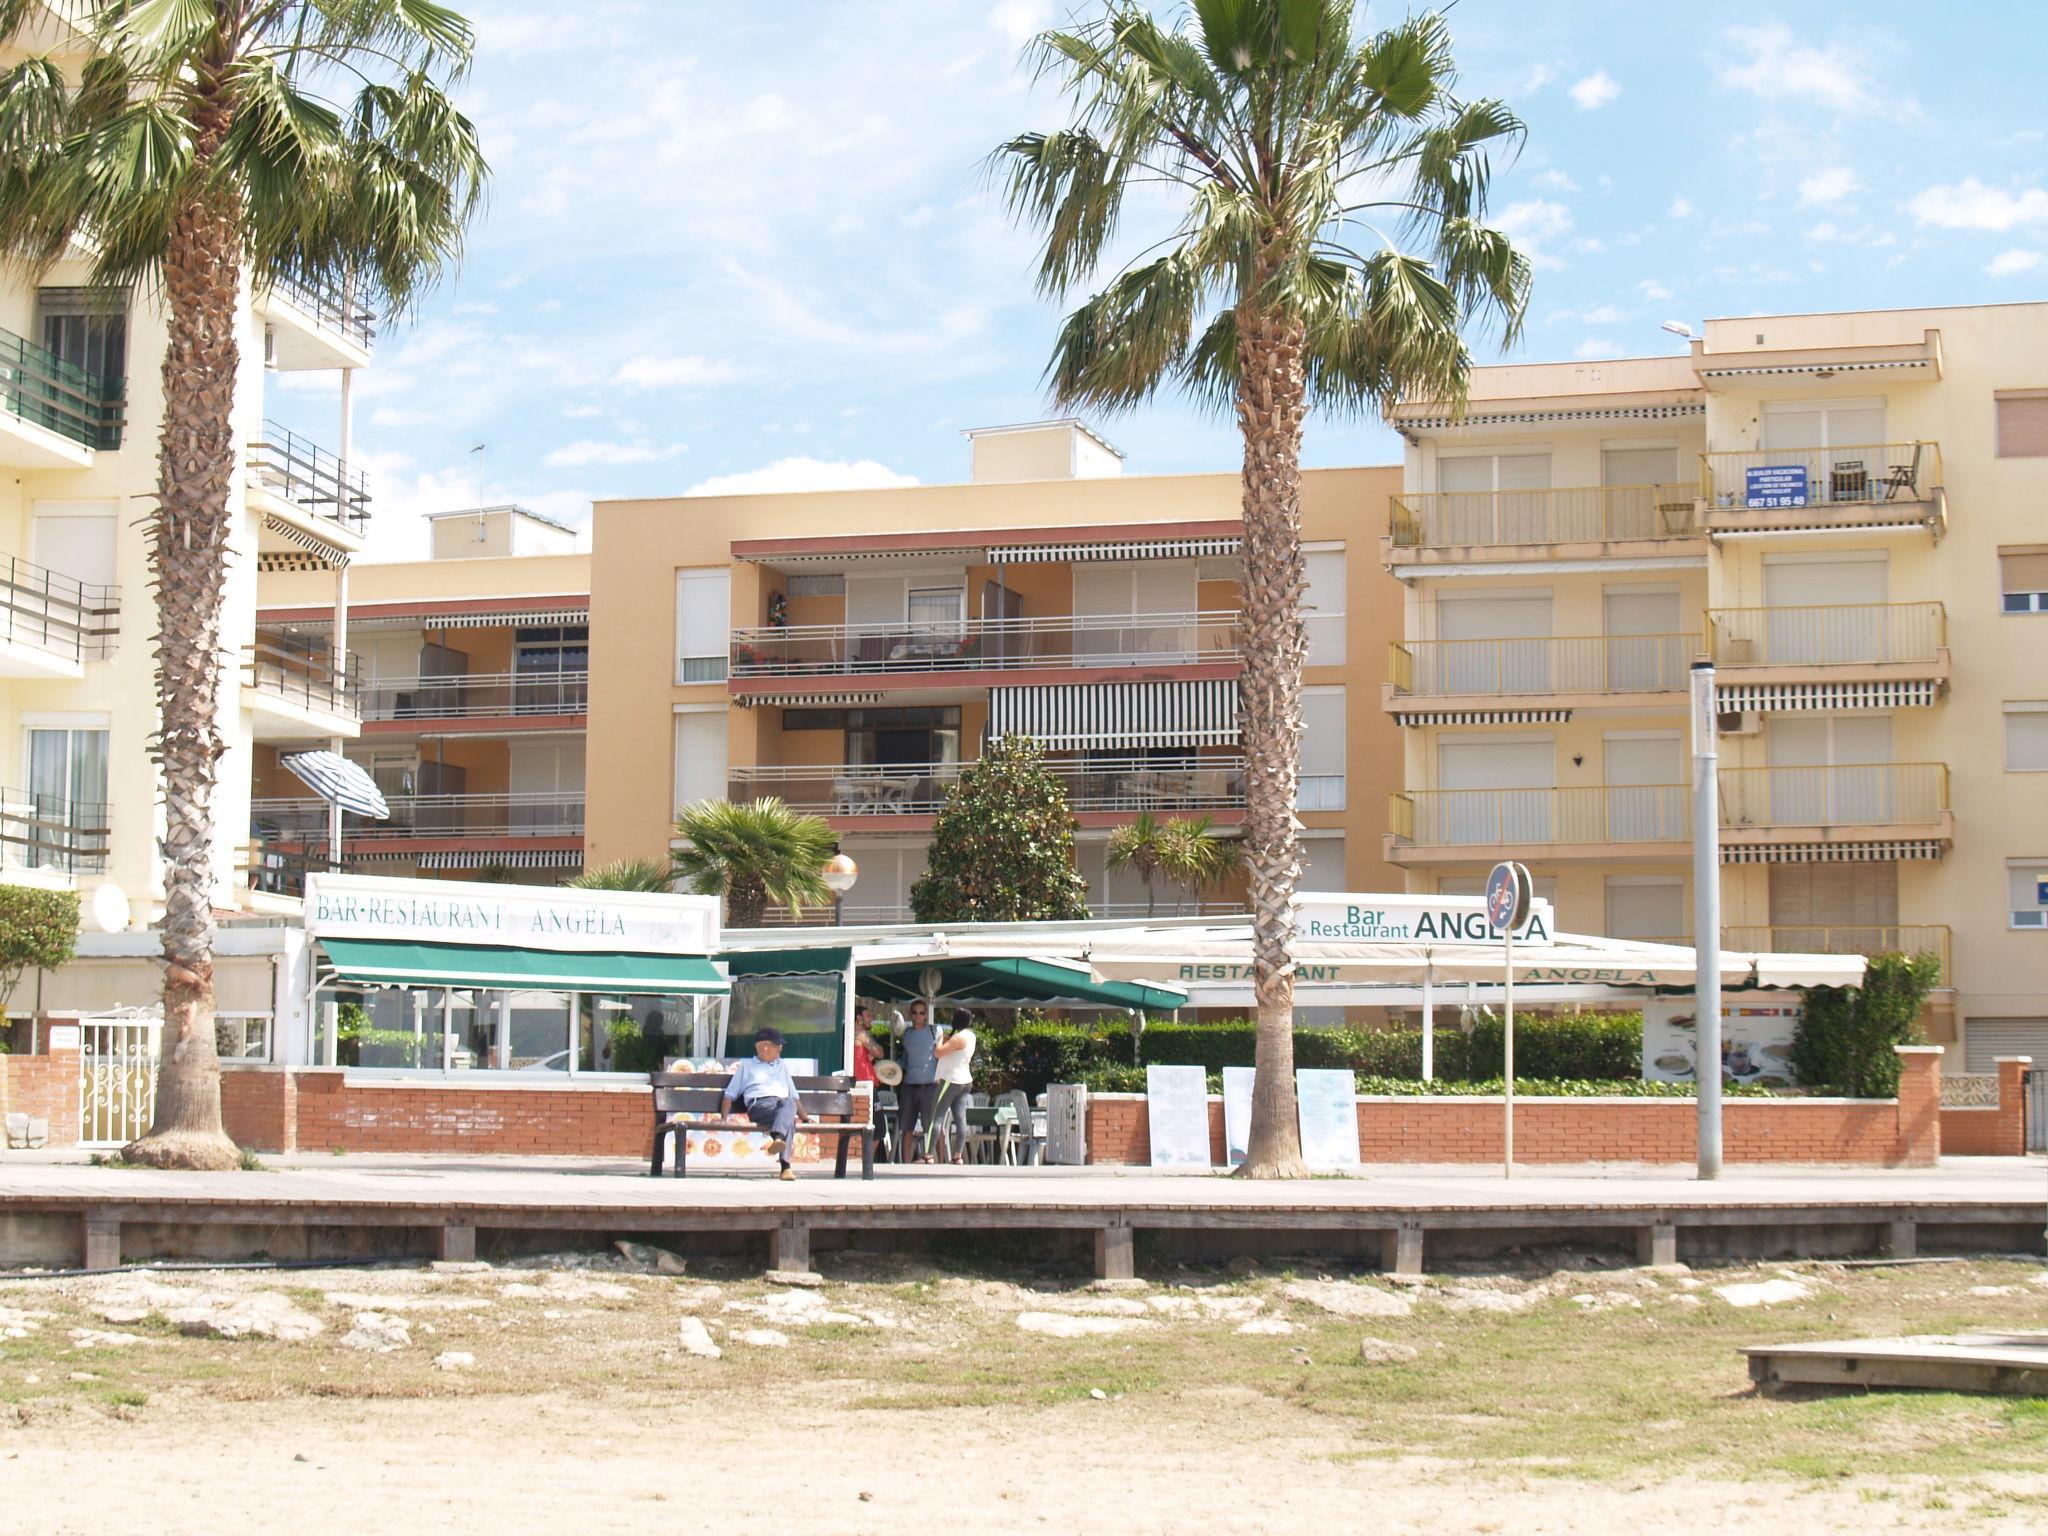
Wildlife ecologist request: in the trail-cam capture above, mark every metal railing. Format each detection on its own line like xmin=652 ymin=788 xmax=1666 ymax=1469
xmin=1719 ymin=763 xmax=1950 ymax=829
xmin=0 ymin=790 xmax=109 ymax=873
xmin=241 ymin=841 xmax=340 ymax=899
xmin=0 ymin=325 xmax=124 ymax=450
xmin=251 ymin=790 xmax=586 ymax=841
xmin=243 ymin=638 xmax=361 ymax=718
xmin=1700 ymin=442 xmax=1940 ymax=511
xmin=728 ymin=755 xmax=1247 ymax=816
xmin=267 ymin=272 xmax=377 ymax=348
xmin=1389 ymin=634 xmax=1693 ymax=696
xmin=247 ymin=420 xmax=370 ymax=533
xmin=1389 ymin=785 xmax=1690 ymax=848
xmin=0 ymin=554 xmax=119 ymax=663
xmin=1388 ymin=483 xmax=1698 ymax=550
xmin=730 ymin=610 xmax=1241 ymax=677
xmin=1705 ymin=602 xmax=1946 ymax=667
xmin=362 ymin=669 xmax=589 ymax=721
xmin=1722 ymin=924 xmax=1951 ymax=983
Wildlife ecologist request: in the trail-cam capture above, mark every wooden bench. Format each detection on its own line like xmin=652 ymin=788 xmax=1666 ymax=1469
xmin=650 ymin=1071 xmax=875 ymax=1180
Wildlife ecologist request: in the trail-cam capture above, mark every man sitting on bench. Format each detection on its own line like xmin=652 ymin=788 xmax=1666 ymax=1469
xmin=723 ymin=1027 xmax=803 ymax=1181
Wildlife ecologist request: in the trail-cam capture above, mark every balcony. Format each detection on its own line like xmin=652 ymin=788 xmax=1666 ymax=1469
xmin=362 ymin=668 xmax=589 ymax=728
xmin=1722 ymin=925 xmax=1951 ymax=985
xmin=1699 ymin=443 xmax=1943 ymax=536
xmin=247 ymin=422 xmax=369 ymax=547
xmin=729 ymin=610 xmax=1241 ymax=694
xmin=1387 ymin=785 xmax=1689 ymax=865
xmin=0 ymin=555 xmax=119 ymax=679
xmin=728 ymin=755 xmax=1247 ymax=825
xmin=259 ymin=273 xmax=376 ymax=370
xmin=1718 ymin=763 xmax=1952 ymax=858
xmin=252 ymin=790 xmax=586 ymax=845
xmin=242 ymin=638 xmax=361 ymax=741
xmin=1386 ymin=633 xmax=1691 ymax=721
xmin=1706 ymin=602 xmax=1949 ymax=709
xmin=1386 ymin=483 xmax=1700 ymax=566
xmin=0 ymin=790 xmax=109 ymax=875
xmin=0 ymin=326 xmax=124 ymax=466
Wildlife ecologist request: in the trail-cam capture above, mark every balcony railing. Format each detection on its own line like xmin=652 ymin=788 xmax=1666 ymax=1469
xmin=1388 ymin=483 xmax=1698 ymax=551
xmin=1722 ymin=924 xmax=1951 ymax=984
xmin=1390 ymin=785 xmax=1690 ymax=848
xmin=729 ymin=755 xmax=1247 ymax=816
xmin=1718 ymin=764 xmax=1949 ymax=829
xmin=0 ymin=326 xmax=123 ymax=450
xmin=362 ymin=669 xmax=589 ymax=721
xmin=1705 ymin=602 xmax=1946 ymax=667
xmin=247 ymin=421 xmax=370 ymax=533
xmin=251 ymin=791 xmax=586 ymax=842
xmin=1700 ymin=442 xmax=1939 ymax=512
xmin=0 ymin=554 xmax=119 ymax=663
xmin=730 ymin=610 xmax=1241 ymax=678
xmin=268 ymin=272 xmax=377 ymax=348
xmin=244 ymin=638 xmax=361 ymax=718
xmin=1389 ymin=634 xmax=1693 ymax=697
xmin=0 ymin=789 xmax=109 ymax=874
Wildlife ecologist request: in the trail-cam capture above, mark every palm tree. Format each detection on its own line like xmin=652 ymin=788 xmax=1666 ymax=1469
xmin=1160 ymin=814 xmax=1241 ymax=914
xmin=0 ymin=2 xmax=486 ymax=1169
xmin=672 ymin=799 xmax=836 ymax=928
xmin=568 ymin=859 xmax=674 ymax=893
xmin=1105 ymin=810 xmax=1171 ymax=917
xmin=996 ymin=2 xmax=1528 ymax=1176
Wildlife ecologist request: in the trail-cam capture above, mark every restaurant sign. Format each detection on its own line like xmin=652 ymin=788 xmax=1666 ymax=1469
xmin=304 ymin=873 xmax=719 ymax=955
xmin=1295 ymin=897 xmax=1553 ymax=946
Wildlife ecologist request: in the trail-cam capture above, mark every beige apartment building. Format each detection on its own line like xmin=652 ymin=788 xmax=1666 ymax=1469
xmin=584 ymin=421 xmax=1403 ymax=924
xmin=1384 ymin=301 xmax=2048 ymax=1069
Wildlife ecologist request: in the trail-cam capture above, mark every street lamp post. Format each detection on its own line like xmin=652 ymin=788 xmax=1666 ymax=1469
xmin=822 ymin=852 xmax=859 ymax=926
xmin=1691 ymin=662 xmax=1723 ymax=1180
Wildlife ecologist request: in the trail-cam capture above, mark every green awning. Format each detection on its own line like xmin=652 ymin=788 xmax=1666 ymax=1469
xmin=858 ymin=956 xmax=1185 ymax=1012
xmin=321 ymin=939 xmax=729 ymax=996
xmin=720 ymin=946 xmax=854 ymax=978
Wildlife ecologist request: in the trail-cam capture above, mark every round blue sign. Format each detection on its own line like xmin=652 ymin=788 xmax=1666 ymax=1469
xmin=1486 ymin=862 xmax=1523 ymax=933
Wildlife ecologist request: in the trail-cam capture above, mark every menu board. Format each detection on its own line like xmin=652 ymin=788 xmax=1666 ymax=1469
xmin=1221 ymin=1066 xmax=1257 ymax=1169
xmin=1145 ymin=1064 xmax=1213 ymax=1168
xmin=1641 ymin=995 xmax=1801 ymax=1087
xmin=1295 ymin=1068 xmax=1361 ymax=1169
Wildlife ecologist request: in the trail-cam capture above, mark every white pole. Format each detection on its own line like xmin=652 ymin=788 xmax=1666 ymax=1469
xmin=441 ymin=988 xmax=454 ymax=1071
xmin=1420 ymin=960 xmax=1435 ymax=1083
xmin=1503 ymin=925 xmax=1515 ymax=1180
xmin=494 ymin=991 xmax=511 ymax=1071
xmin=1691 ymin=661 xmax=1723 ymax=1180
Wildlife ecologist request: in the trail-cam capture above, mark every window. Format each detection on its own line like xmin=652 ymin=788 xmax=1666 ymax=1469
xmin=29 ymin=500 xmax=118 ymax=588
xmin=673 ymin=706 xmax=728 ymax=811
xmin=27 ymin=725 xmax=108 ymax=810
xmin=1298 ymin=836 xmax=1346 ymax=893
xmin=1303 ymin=546 xmax=1347 ymax=666
xmin=1995 ymin=391 xmax=2048 ymax=458
xmin=1601 ymin=443 xmax=1680 ymax=487
xmin=786 ymin=573 xmax=844 ymax=597
xmin=36 ymin=288 xmax=127 ymax=382
xmin=1298 ymin=687 xmax=1346 ymax=811
xmin=2009 ymin=863 xmax=2048 ymax=930
xmin=24 ymin=723 xmax=108 ymax=871
xmin=1605 ymin=876 xmax=1686 ymax=944
xmin=214 ymin=1015 xmax=272 ymax=1063
xmin=2005 ymin=704 xmax=2048 ymax=772
xmin=2002 ymin=549 xmax=2048 ymax=614
xmin=675 ymin=568 xmax=730 ymax=683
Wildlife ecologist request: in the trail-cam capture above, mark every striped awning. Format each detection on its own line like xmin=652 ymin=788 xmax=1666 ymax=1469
xmin=988 ymin=537 xmax=1241 ymax=564
xmin=416 ymin=848 xmax=585 ymax=870
xmin=739 ymin=692 xmax=886 ymax=709
xmin=262 ymin=512 xmax=352 ymax=569
xmin=989 ymin=679 xmax=1238 ymax=748
xmin=1394 ymin=708 xmax=1574 ymax=727
xmin=1721 ymin=841 xmax=1947 ymax=864
xmin=1716 ymin=680 xmax=1942 ymax=712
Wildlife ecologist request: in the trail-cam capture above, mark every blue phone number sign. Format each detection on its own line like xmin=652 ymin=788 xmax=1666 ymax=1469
xmin=1745 ymin=464 xmax=1809 ymax=509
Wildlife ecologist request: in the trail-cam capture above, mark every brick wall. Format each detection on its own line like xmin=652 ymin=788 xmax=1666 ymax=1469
xmin=0 ymin=1046 xmax=80 ymax=1148
xmin=220 ymin=1069 xmax=294 ymax=1153
xmin=1942 ymin=1056 xmax=2032 ymax=1157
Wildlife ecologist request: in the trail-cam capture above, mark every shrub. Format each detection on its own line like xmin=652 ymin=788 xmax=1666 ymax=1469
xmin=1463 ymin=1011 xmax=1641 ymax=1080
xmin=1790 ymin=951 xmax=1942 ymax=1098
xmin=335 ymin=1001 xmax=422 ymax=1068
xmin=910 ymin=736 xmax=1089 ymax=922
xmin=0 ymin=883 xmax=79 ymax=1007
xmin=977 ymin=1020 xmax=1105 ymax=1096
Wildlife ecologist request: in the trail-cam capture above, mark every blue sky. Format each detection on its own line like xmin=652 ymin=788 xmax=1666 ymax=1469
xmin=273 ymin=1 xmax=2048 ymax=561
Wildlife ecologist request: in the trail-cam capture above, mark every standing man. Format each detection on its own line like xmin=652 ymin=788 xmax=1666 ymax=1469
xmin=894 ymin=999 xmax=940 ymax=1163
xmin=721 ymin=1027 xmax=802 ymax=1182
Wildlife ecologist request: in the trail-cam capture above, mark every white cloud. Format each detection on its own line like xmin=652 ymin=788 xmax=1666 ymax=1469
xmin=1569 ymin=71 xmax=1620 ymax=110
xmin=1573 ymin=339 xmax=1625 ymax=360
xmin=1494 ymin=199 xmax=1575 ymax=267
xmin=1579 ymin=305 xmax=1627 ymax=325
xmin=1909 ymin=177 xmax=2048 ymax=231
xmin=1667 ymin=196 xmax=1697 ymax=219
xmin=1532 ymin=168 xmax=1579 ymax=193
xmin=1799 ymin=166 xmax=1860 ymax=205
xmin=1986 ymin=248 xmax=2045 ymax=277
xmin=683 ymin=456 xmax=921 ymax=498
xmin=1520 ymin=61 xmax=1559 ymax=93
xmin=1637 ymin=279 xmax=1674 ymax=302
xmin=987 ymin=1 xmax=1050 ymax=47
xmin=1715 ymin=24 xmax=1879 ymax=114
xmin=560 ymin=403 xmax=607 ymax=419
xmin=542 ymin=439 xmax=687 ymax=469
xmin=614 ymin=354 xmax=742 ymax=389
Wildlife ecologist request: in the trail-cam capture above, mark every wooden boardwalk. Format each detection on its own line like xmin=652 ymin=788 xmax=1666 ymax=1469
xmin=2 ymin=1155 xmax=2041 ymax=1278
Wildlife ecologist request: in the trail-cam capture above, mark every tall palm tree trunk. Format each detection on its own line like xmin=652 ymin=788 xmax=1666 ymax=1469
xmin=1234 ymin=267 xmax=1311 ymax=1180
xmin=727 ymin=874 xmax=768 ymax=928
xmin=127 ymin=85 xmax=242 ymax=1171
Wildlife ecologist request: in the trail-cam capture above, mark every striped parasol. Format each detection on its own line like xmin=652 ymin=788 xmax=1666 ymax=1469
xmin=279 ymin=750 xmax=390 ymax=820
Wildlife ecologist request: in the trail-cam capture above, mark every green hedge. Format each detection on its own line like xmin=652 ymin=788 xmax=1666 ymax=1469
xmin=1073 ymin=1063 xmax=1796 ymax=1098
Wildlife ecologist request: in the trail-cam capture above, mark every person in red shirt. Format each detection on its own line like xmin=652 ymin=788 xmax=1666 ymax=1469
xmin=851 ymin=1001 xmax=879 ymax=1084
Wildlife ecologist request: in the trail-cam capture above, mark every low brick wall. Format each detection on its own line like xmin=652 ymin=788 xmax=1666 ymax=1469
xmin=1941 ymin=1057 xmax=2032 ymax=1157
xmin=0 ymin=1046 xmax=81 ymax=1148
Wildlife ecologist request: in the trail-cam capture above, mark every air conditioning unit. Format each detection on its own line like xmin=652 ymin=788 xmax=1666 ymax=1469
xmin=1717 ymin=709 xmax=1763 ymax=737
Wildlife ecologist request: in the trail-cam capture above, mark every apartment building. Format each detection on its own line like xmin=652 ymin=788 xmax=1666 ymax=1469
xmin=1384 ymin=302 xmax=2048 ymax=1069
xmin=250 ymin=505 xmax=591 ymax=890
xmin=585 ymin=420 xmax=1402 ymax=924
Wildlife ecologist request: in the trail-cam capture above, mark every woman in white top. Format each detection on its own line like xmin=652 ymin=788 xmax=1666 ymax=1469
xmin=932 ymin=1006 xmax=978 ymax=1165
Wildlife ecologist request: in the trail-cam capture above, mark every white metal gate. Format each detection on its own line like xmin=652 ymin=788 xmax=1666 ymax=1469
xmin=77 ymin=1013 xmax=161 ymax=1148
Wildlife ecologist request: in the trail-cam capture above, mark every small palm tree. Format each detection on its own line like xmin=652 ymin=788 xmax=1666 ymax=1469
xmin=672 ymin=799 xmax=836 ymax=928
xmin=997 ymin=2 xmax=1528 ymax=1176
xmin=568 ymin=859 xmax=674 ymax=893
xmin=0 ymin=1 xmax=487 ymax=1169
xmin=1105 ymin=811 xmax=1171 ymax=917
xmin=1160 ymin=814 xmax=1242 ymax=914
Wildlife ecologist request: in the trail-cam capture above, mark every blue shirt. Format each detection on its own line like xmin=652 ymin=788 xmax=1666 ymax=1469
xmin=724 ymin=1056 xmax=796 ymax=1105
xmin=898 ymin=1023 xmax=939 ymax=1084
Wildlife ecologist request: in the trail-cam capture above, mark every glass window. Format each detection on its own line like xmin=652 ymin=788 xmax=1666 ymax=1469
xmin=676 ymin=568 xmax=731 ymax=683
xmin=1995 ymin=393 xmax=2048 ymax=458
xmin=37 ymin=288 xmax=127 ymax=382
xmin=1303 ymin=548 xmax=1347 ymax=667
xmin=214 ymin=1015 xmax=272 ymax=1063
xmin=2001 ymin=550 xmax=2048 ymax=614
xmin=674 ymin=708 xmax=728 ymax=811
xmin=727 ymin=972 xmax=845 ymax=1074
xmin=2009 ymin=865 xmax=2048 ymax=930
xmin=1298 ymin=688 xmax=1345 ymax=811
xmin=2006 ymin=705 xmax=2048 ymax=772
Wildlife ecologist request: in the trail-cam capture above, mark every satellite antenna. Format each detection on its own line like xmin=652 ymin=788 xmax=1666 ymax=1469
xmin=90 ymin=882 xmax=132 ymax=934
